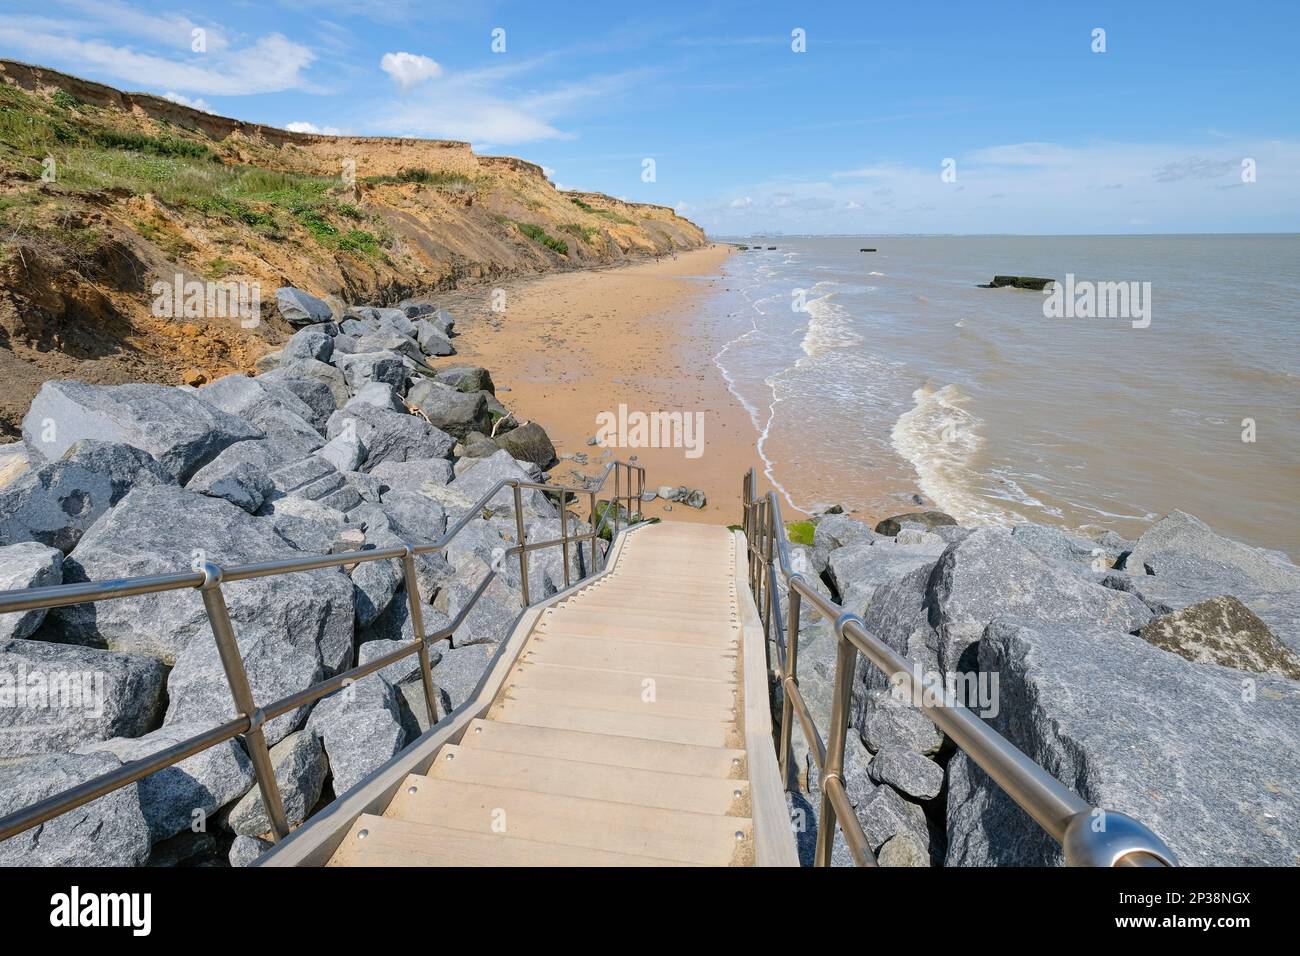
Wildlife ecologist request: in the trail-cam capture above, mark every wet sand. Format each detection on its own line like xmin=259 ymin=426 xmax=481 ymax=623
xmin=441 ymin=247 xmax=763 ymax=525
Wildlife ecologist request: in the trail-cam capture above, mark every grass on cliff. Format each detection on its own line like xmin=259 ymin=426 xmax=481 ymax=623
xmin=558 ymin=222 xmax=598 ymax=244
xmin=0 ymin=84 xmax=389 ymax=259
xmin=569 ymin=196 xmax=634 ymax=225
xmin=361 ymin=168 xmax=475 ymax=192
xmin=514 ymin=221 xmax=568 ymax=256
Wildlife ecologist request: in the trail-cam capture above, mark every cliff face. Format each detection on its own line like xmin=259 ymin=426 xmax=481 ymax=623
xmin=0 ymin=60 xmax=708 ymax=436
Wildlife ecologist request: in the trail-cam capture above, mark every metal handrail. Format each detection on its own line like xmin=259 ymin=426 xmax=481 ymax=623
xmin=0 ymin=456 xmax=646 ymax=847
xmin=740 ymin=468 xmax=1178 ymax=868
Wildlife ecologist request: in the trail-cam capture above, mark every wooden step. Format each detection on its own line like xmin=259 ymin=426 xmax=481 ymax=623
xmin=556 ymin=598 xmax=736 ymax=622
xmin=499 ymin=680 xmax=736 ymax=722
xmin=458 ymin=718 xmax=745 ymax=777
xmin=329 ymin=814 xmax=679 ymax=866
xmin=522 ymin=633 xmax=737 ymax=680
xmin=492 ymin=697 xmax=739 ymax=748
xmin=426 ymin=745 xmax=749 ymax=814
xmin=386 ymin=776 xmax=751 ymax=865
xmin=510 ymin=661 xmax=735 ymax=700
xmin=539 ymin=608 xmax=739 ymax=640
xmin=536 ymin=619 xmax=739 ymax=647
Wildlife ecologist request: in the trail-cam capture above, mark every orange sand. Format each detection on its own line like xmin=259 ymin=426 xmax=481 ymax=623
xmin=444 ymin=247 xmax=765 ymax=525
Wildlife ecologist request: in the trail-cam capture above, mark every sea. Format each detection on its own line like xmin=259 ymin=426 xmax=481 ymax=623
xmin=707 ymin=235 xmax=1300 ymax=556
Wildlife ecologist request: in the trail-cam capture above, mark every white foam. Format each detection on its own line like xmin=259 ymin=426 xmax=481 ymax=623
xmin=890 ymin=383 xmax=1007 ymax=525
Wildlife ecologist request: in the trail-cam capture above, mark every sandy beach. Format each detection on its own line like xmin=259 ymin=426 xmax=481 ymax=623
xmin=441 ymin=246 xmax=763 ymax=525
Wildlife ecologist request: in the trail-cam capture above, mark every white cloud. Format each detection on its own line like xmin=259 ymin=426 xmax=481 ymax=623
xmin=0 ymin=19 xmax=316 ymax=95
xmin=729 ymin=196 xmax=753 ymax=207
xmin=286 ymin=121 xmax=342 ymax=135
xmin=162 ymin=91 xmax=212 ymax=113
xmin=380 ymin=52 xmax=442 ymax=92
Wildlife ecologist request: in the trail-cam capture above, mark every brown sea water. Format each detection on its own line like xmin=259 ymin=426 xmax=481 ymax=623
xmin=710 ymin=235 xmax=1299 ymax=556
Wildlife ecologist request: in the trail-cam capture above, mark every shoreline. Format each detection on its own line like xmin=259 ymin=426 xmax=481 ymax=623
xmin=438 ymin=245 xmax=764 ymax=525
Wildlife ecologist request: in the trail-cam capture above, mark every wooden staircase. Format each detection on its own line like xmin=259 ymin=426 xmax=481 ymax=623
xmin=327 ymin=522 xmax=793 ymax=867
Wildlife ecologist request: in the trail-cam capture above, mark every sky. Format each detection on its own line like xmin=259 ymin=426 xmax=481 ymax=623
xmin=1 ymin=0 xmax=1297 ymax=235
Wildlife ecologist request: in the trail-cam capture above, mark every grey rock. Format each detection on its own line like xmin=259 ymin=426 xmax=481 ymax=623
xmin=275 ymin=287 xmax=333 ymax=325
xmin=494 ymin=421 xmax=557 ymax=470
xmin=1011 ymin=522 xmax=1105 ymax=569
xmin=684 ymin=489 xmax=707 ymax=509
xmin=0 ymin=541 xmax=63 ymax=640
xmin=855 ymin=781 xmax=930 ymax=853
xmin=47 ymin=486 xmax=352 ymax=740
xmin=345 ymin=471 xmax=384 ymax=503
xmin=406 ymin=380 xmax=492 ymax=439
xmin=930 ymin=528 xmax=1152 ymax=674
xmin=78 ymin=722 xmax=254 ymax=842
xmin=326 ymin=404 xmax=455 ymax=471
xmin=827 ymin=540 xmax=945 ymax=616
xmin=229 ymin=834 xmax=273 ymax=867
xmin=447 ymin=449 xmax=554 ymax=521
xmin=811 ymin=514 xmax=876 ymax=574
xmin=257 ymin=368 xmax=338 ymax=432
xmin=432 ymin=365 xmax=493 ymax=394
xmin=358 ymin=637 xmax=440 ymax=686
xmin=378 ymin=489 xmax=448 ymax=545
xmin=227 ymin=730 xmax=327 ymax=837
xmin=894 ymin=528 xmax=945 ymax=548
xmin=368 ymin=457 xmax=454 ymax=494
xmin=428 ymin=639 xmax=497 ymax=713
xmin=875 ymin=511 xmax=957 ymax=536
xmin=444 ymin=559 xmax=522 ymax=646
xmin=861 ymin=698 xmax=943 ymax=757
xmin=412 ymin=321 xmax=454 ymax=357
xmin=1122 ymin=511 xmax=1300 ymax=593
xmin=197 ymin=374 xmax=325 ymax=460
xmin=867 ymin=746 xmax=944 ymax=800
xmin=945 ymin=618 xmax=1300 ymax=867
xmin=1105 ymin=573 xmax=1300 ymax=655
xmin=281 ymin=327 xmax=334 ymax=364
xmin=308 ymin=672 xmax=407 ymax=796
xmin=22 ymin=381 xmax=259 ymax=482
xmin=260 ymin=495 xmax=357 ymax=554
xmin=0 ymin=752 xmax=151 ymax=866
xmin=0 ymin=440 xmax=174 ymax=553
xmin=0 ymin=638 xmax=167 ymax=758
xmin=188 ymin=454 xmax=274 ymax=514
xmin=1139 ymin=596 xmax=1300 ymax=679
xmin=335 ymin=351 xmax=408 ymax=394
xmin=315 ymin=429 xmax=366 ymax=473
xmin=345 ymin=381 xmax=405 ymax=414
xmin=877 ymin=832 xmax=932 ymax=867
xmin=267 ymin=359 xmax=348 ymax=409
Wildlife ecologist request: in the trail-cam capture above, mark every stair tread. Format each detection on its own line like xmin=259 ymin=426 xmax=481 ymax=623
xmin=329 ymin=814 xmax=682 ymax=867
xmin=386 ymin=775 xmax=750 ymax=865
xmin=426 ymin=745 xmax=749 ymax=814
xmin=459 ymin=718 xmax=745 ymax=777
xmin=492 ymin=698 xmax=740 ymax=748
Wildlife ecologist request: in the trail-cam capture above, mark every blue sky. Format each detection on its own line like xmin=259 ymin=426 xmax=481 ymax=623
xmin=2 ymin=0 xmax=1297 ymax=234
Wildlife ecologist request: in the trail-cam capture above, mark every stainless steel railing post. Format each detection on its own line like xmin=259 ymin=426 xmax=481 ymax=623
xmin=779 ymin=581 xmax=802 ymax=788
xmin=613 ymin=466 xmax=621 ymax=537
xmin=558 ymin=490 xmax=572 ymax=588
xmin=197 ymin=561 xmax=290 ymax=841
xmin=512 ymin=481 xmax=530 ymax=606
xmin=588 ymin=490 xmax=599 ymax=572
xmin=401 ymin=547 xmax=439 ymax=727
xmin=813 ymin=623 xmax=858 ymax=867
